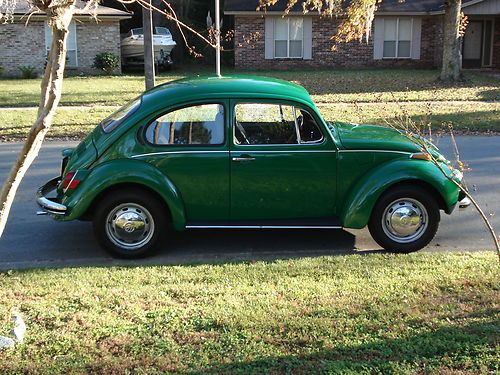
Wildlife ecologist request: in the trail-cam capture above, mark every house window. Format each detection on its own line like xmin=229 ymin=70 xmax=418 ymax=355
xmin=45 ymin=21 xmax=78 ymax=67
xmin=274 ymin=17 xmax=303 ymax=58
xmin=383 ymin=18 xmax=412 ymax=58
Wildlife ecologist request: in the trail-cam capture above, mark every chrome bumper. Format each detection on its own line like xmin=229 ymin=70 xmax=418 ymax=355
xmin=36 ymin=177 xmax=67 ymax=216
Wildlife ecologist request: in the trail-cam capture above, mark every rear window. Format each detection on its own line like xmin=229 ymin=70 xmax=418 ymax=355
xmin=100 ymin=98 xmax=141 ymax=133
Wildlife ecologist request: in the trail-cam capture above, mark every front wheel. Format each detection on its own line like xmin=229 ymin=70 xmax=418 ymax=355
xmin=368 ymin=185 xmax=440 ymax=253
xmin=93 ymin=190 xmax=168 ymax=258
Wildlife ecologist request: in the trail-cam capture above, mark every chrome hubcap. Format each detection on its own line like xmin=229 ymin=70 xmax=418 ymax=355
xmin=105 ymin=203 xmax=154 ymax=250
xmin=382 ymin=198 xmax=428 ymax=243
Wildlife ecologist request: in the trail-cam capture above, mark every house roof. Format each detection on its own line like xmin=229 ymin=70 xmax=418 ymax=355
xmin=224 ymin=0 xmax=484 ymax=15
xmin=12 ymin=0 xmax=131 ymax=19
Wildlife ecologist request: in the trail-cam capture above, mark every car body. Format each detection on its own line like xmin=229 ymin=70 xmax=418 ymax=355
xmin=36 ymin=76 xmax=469 ymax=257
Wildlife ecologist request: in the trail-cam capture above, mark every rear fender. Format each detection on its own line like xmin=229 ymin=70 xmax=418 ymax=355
xmin=60 ymin=159 xmax=186 ymax=230
xmin=341 ymin=159 xmax=459 ymax=229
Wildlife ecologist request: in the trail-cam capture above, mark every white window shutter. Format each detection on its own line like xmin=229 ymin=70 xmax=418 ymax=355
xmin=67 ymin=22 xmax=77 ymax=50
xmin=303 ymin=17 xmax=312 ymax=60
xmin=373 ymin=17 xmax=384 ymax=60
xmin=265 ymin=17 xmax=274 ymax=59
xmin=411 ymin=18 xmax=422 ymax=60
xmin=44 ymin=21 xmax=52 ymax=51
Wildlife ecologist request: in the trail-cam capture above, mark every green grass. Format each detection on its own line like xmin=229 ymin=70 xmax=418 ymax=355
xmin=1 ymin=69 xmax=497 ymax=139
xmin=275 ymin=69 xmax=500 ymax=103
xmin=1 ymin=101 xmax=498 ymax=140
xmin=0 ymin=69 xmax=498 ymax=107
xmin=0 ymin=252 xmax=498 ymax=374
xmin=0 ymin=107 xmax=114 ymax=140
xmin=318 ymin=101 xmax=500 ymax=132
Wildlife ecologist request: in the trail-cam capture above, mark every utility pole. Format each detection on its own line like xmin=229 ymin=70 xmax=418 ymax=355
xmin=143 ymin=0 xmax=155 ymax=89
xmin=215 ymin=0 xmax=221 ymax=77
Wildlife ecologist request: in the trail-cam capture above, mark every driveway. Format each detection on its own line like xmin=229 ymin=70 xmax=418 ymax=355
xmin=0 ymin=136 xmax=498 ymax=270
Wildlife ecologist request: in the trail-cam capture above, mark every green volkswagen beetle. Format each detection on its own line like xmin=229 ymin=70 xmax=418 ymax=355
xmin=36 ymin=76 xmax=469 ymax=258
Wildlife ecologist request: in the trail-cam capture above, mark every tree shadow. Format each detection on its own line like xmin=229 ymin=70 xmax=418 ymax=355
xmin=479 ymin=88 xmax=500 ymax=101
xmin=356 ymin=110 xmax=500 ymax=133
xmin=244 ymin=68 xmax=500 ymax=99
xmin=0 ymin=223 xmax=379 ymax=270
xmin=190 ymin=315 xmax=499 ymax=374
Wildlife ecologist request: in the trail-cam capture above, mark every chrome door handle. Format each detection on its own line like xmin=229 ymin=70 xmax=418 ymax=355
xmin=231 ymin=156 xmax=255 ymax=162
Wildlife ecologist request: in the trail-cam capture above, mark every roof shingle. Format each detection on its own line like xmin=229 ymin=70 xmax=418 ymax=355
xmin=11 ymin=0 xmax=131 ymax=17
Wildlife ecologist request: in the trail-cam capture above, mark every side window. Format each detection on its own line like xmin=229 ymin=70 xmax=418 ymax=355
xmin=234 ymin=103 xmax=298 ymax=145
xmin=234 ymin=103 xmax=323 ymax=145
xmin=145 ymin=104 xmax=225 ymax=145
xmin=297 ymin=109 xmax=323 ymax=143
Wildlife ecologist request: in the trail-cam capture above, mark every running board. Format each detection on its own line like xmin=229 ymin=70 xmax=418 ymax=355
xmin=186 ymin=225 xmax=343 ymax=229
xmin=186 ymin=218 xmax=342 ymax=230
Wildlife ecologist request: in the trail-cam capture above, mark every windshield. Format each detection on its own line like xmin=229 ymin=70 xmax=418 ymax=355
xmin=100 ymin=97 xmax=141 ymax=133
xmin=155 ymin=27 xmax=172 ymax=36
xmin=131 ymin=27 xmax=171 ymax=37
xmin=131 ymin=28 xmax=143 ymax=36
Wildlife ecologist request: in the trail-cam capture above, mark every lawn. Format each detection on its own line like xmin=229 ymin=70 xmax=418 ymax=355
xmin=0 ymin=69 xmax=498 ymax=140
xmin=0 ymin=69 xmax=498 ymax=107
xmin=0 ymin=252 xmax=498 ymax=374
xmin=1 ymin=101 xmax=498 ymax=141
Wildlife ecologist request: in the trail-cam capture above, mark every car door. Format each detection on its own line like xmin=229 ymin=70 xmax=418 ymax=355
xmin=230 ymin=101 xmax=338 ymax=222
xmin=141 ymin=101 xmax=230 ymax=222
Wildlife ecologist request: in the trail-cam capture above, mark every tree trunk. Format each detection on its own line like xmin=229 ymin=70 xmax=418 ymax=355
xmin=0 ymin=7 xmax=74 ymax=238
xmin=440 ymin=0 xmax=463 ymax=81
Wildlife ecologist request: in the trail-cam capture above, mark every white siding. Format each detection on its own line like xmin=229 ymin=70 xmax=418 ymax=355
xmin=464 ymin=0 xmax=500 ymax=15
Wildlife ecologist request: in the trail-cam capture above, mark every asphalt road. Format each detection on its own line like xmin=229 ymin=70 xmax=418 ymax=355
xmin=0 ymin=137 xmax=499 ymax=270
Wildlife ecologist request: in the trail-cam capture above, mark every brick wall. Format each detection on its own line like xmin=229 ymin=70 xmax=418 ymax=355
xmin=493 ymin=17 xmax=500 ymax=69
xmin=0 ymin=19 xmax=122 ymax=77
xmin=76 ymin=21 xmax=122 ymax=74
xmin=0 ymin=22 xmax=46 ymax=77
xmin=421 ymin=16 xmax=444 ymax=67
xmin=234 ymin=15 xmax=443 ymax=70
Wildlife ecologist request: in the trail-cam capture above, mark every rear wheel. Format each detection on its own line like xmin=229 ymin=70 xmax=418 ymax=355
xmin=368 ymin=185 xmax=440 ymax=253
xmin=93 ymin=189 xmax=168 ymax=258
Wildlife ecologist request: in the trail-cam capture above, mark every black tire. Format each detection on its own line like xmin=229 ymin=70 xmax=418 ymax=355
xmin=93 ymin=189 xmax=169 ymax=258
xmin=368 ymin=185 xmax=440 ymax=253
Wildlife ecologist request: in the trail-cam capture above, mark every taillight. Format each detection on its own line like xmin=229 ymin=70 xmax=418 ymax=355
xmin=62 ymin=171 xmax=81 ymax=190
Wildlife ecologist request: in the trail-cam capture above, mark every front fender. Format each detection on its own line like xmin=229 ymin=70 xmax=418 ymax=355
xmin=60 ymin=159 xmax=186 ymax=230
xmin=341 ymin=159 xmax=460 ymax=229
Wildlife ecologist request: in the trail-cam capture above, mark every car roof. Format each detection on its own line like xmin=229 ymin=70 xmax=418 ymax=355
xmin=142 ymin=75 xmax=314 ymax=107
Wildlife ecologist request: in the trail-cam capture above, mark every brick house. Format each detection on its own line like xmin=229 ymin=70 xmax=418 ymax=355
xmin=225 ymin=0 xmax=500 ymax=70
xmin=0 ymin=0 xmax=131 ymax=76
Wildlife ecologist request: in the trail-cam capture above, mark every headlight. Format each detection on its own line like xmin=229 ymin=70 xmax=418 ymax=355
xmin=452 ymin=169 xmax=463 ymax=182
xmin=410 ymin=152 xmax=432 ymax=161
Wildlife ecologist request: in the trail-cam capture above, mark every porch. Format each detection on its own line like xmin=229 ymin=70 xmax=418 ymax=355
xmin=462 ymin=1 xmax=500 ymax=69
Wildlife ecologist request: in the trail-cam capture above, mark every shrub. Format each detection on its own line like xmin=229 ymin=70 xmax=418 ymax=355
xmin=18 ymin=66 xmax=38 ymax=79
xmin=93 ymin=52 xmax=120 ymax=75
xmin=0 ymin=66 xmax=4 ymax=77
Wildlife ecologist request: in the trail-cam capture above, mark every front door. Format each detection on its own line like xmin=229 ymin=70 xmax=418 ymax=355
xmin=463 ymin=21 xmax=483 ymax=68
xmin=230 ymin=101 xmax=337 ymax=222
